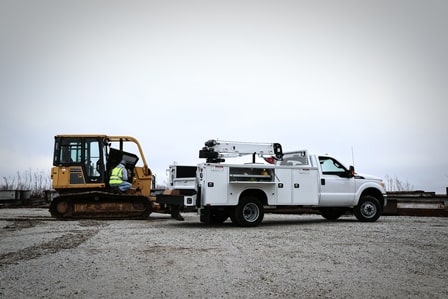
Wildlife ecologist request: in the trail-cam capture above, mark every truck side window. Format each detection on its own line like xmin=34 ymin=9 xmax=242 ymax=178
xmin=280 ymin=154 xmax=309 ymax=166
xmin=319 ymin=157 xmax=347 ymax=177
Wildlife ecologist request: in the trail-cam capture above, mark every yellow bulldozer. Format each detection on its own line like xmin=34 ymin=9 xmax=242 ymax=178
xmin=49 ymin=134 xmax=171 ymax=219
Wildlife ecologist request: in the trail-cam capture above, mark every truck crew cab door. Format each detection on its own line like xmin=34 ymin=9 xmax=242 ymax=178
xmin=318 ymin=156 xmax=355 ymax=206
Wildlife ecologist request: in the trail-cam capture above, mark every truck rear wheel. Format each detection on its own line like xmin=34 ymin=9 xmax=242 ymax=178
xmin=354 ymin=195 xmax=382 ymax=222
xmin=231 ymin=197 xmax=264 ymax=227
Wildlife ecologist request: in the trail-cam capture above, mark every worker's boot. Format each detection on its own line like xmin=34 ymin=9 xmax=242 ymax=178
xmin=170 ymin=207 xmax=184 ymax=221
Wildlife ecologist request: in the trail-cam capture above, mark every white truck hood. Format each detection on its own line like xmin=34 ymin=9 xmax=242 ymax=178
xmin=355 ymin=173 xmax=383 ymax=182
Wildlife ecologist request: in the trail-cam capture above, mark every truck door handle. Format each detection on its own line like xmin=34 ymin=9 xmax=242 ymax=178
xmin=321 ymin=179 xmax=325 ymax=185
xmin=294 ymin=183 xmax=300 ymax=188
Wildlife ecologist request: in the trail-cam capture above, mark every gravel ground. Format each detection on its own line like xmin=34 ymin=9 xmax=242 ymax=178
xmin=0 ymin=208 xmax=447 ymax=299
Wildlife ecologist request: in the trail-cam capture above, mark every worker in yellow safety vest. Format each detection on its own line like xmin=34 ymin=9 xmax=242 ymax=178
xmin=109 ymin=159 xmax=132 ymax=192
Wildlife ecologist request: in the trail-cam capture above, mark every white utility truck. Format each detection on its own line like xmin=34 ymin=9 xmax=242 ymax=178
xmin=156 ymin=139 xmax=387 ymax=227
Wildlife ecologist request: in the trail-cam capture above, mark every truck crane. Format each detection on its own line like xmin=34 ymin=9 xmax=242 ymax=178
xmin=157 ymin=139 xmax=387 ymax=227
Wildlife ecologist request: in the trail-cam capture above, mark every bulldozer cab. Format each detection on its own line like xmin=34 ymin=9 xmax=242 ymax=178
xmin=53 ymin=136 xmax=106 ymax=185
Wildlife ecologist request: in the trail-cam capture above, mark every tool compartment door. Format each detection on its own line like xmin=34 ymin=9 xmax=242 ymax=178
xmin=275 ymin=168 xmax=293 ymax=204
xmin=291 ymin=167 xmax=319 ymax=205
xmin=201 ymin=165 xmax=229 ymax=205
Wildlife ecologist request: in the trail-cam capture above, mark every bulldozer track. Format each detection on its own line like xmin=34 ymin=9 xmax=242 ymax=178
xmin=49 ymin=191 xmax=152 ymax=220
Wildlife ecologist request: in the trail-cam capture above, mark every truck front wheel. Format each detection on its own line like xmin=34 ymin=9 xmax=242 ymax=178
xmin=354 ymin=195 xmax=382 ymax=222
xmin=231 ymin=197 xmax=264 ymax=227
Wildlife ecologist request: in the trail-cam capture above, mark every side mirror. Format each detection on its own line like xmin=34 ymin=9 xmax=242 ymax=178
xmin=348 ymin=166 xmax=355 ymax=178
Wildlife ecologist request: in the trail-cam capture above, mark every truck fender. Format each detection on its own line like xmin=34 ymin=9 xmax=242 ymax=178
xmin=237 ymin=188 xmax=268 ymax=206
xmin=354 ymin=184 xmax=386 ymax=207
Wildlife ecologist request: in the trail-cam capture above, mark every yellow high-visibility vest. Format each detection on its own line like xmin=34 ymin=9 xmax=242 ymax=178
xmin=109 ymin=166 xmax=124 ymax=185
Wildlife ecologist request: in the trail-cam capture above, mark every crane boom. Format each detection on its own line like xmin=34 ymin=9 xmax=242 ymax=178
xmin=199 ymin=139 xmax=283 ymax=163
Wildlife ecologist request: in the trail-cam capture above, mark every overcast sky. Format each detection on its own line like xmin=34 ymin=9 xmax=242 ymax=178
xmin=1 ymin=0 xmax=447 ymax=193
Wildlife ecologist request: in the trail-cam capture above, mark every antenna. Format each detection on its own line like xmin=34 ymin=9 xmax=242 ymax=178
xmin=351 ymin=146 xmax=355 ymax=166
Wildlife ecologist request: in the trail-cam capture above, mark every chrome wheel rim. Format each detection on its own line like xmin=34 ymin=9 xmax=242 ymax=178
xmin=361 ymin=201 xmax=377 ymax=218
xmin=242 ymin=203 xmax=259 ymax=222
